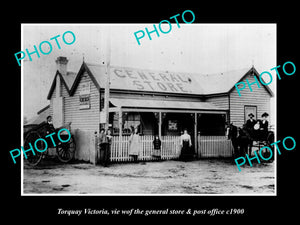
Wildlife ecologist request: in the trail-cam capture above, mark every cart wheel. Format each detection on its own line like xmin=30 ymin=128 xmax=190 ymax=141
xmin=267 ymin=131 xmax=275 ymax=146
xmin=24 ymin=131 xmax=44 ymax=166
xmin=56 ymin=135 xmax=76 ymax=163
xmin=266 ymin=131 xmax=275 ymax=162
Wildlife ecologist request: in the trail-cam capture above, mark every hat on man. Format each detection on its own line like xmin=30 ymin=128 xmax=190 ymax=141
xmin=248 ymin=113 xmax=255 ymax=118
xmin=262 ymin=112 xmax=269 ymax=117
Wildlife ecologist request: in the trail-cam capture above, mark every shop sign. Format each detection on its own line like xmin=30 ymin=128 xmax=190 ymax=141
xmin=168 ymin=120 xmax=178 ymax=131
xmin=79 ymin=82 xmax=90 ymax=109
xmin=112 ymin=68 xmax=194 ymax=94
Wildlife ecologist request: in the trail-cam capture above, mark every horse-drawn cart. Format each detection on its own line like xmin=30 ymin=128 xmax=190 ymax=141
xmin=23 ymin=122 xmax=76 ymax=166
xmin=227 ymin=122 xmax=275 ymax=161
xmin=251 ymin=124 xmax=274 ymax=159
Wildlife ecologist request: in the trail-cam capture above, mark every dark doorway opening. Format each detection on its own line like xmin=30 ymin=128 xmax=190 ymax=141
xmin=162 ymin=113 xmax=195 ymax=153
xmin=197 ymin=113 xmax=226 ymax=136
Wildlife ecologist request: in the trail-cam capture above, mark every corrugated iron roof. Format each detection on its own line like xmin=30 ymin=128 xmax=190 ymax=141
xmin=85 ymin=63 xmax=204 ymax=95
xmin=191 ymin=68 xmax=252 ymax=95
xmin=84 ymin=62 xmax=254 ymax=95
xmin=48 ymin=61 xmax=273 ymax=99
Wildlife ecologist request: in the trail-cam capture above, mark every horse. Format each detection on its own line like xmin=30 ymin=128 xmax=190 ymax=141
xmin=227 ymin=122 xmax=275 ymax=161
xmin=226 ymin=123 xmax=252 ymax=158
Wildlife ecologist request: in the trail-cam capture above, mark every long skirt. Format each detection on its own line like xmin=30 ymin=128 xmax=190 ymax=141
xmin=152 ymin=149 xmax=161 ymax=157
xmin=129 ymin=135 xmax=140 ymax=156
xmin=180 ymin=141 xmax=192 ymax=161
xmin=99 ymin=143 xmax=110 ymax=166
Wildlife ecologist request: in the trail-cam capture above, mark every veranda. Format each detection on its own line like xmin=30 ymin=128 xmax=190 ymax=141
xmin=98 ymin=135 xmax=233 ymax=162
xmin=98 ymin=100 xmax=234 ymax=162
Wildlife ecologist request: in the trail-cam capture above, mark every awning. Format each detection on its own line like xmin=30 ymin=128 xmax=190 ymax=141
xmin=109 ymin=98 xmax=225 ymax=111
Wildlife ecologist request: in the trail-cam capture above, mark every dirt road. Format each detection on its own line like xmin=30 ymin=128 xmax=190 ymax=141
xmin=23 ymin=159 xmax=275 ymax=195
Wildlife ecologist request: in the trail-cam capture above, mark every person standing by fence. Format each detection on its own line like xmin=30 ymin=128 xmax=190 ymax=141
xmin=152 ymin=135 xmax=162 ymax=160
xmin=98 ymin=128 xmax=109 ymax=166
xmin=104 ymin=129 xmax=112 ymax=167
xmin=180 ymin=129 xmax=192 ymax=161
xmin=129 ymin=127 xmax=140 ymax=162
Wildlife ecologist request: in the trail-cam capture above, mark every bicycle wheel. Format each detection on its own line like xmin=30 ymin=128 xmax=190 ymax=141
xmin=24 ymin=131 xmax=44 ymax=166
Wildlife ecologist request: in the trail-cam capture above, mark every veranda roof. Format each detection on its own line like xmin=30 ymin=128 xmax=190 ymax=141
xmin=109 ymin=98 xmax=225 ymax=111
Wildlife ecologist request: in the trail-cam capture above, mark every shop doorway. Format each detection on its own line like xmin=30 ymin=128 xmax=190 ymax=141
xmin=162 ymin=113 xmax=195 ymax=153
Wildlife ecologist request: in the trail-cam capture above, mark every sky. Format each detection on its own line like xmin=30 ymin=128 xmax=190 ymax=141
xmin=22 ymin=23 xmax=276 ymax=122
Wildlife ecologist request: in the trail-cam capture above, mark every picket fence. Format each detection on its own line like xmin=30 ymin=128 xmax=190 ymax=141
xmin=110 ymin=135 xmax=180 ymax=162
xmin=197 ymin=135 xmax=233 ymax=158
xmin=108 ymin=135 xmax=233 ymax=162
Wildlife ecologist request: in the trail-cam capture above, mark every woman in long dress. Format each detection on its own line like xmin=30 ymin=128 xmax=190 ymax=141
xmin=129 ymin=127 xmax=140 ymax=162
xmin=152 ymin=135 xmax=161 ymax=159
xmin=180 ymin=129 xmax=192 ymax=161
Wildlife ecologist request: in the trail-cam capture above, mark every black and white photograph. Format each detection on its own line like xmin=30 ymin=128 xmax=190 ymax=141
xmin=21 ymin=24 xmax=277 ymax=195
xmin=3 ymin=3 xmax=299 ymax=221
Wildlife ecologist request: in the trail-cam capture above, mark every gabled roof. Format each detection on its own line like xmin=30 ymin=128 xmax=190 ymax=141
xmin=80 ymin=63 xmax=273 ymax=96
xmin=228 ymin=67 xmax=273 ymax=97
xmin=47 ymin=61 xmax=273 ymax=99
xmin=192 ymin=68 xmax=251 ymax=95
xmin=194 ymin=67 xmax=273 ymax=96
xmin=72 ymin=62 xmax=204 ymax=95
xmin=69 ymin=62 xmax=101 ymax=95
xmin=47 ymin=70 xmax=77 ymax=99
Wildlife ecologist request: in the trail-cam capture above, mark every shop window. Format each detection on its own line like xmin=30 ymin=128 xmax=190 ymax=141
xmin=112 ymin=112 xmax=142 ymax=135
xmin=124 ymin=113 xmax=141 ymax=134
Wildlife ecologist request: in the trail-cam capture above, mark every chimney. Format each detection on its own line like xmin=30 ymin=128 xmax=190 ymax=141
xmin=55 ymin=56 xmax=68 ymax=76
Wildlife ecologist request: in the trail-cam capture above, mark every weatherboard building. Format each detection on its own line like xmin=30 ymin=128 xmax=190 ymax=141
xmin=42 ymin=56 xmax=273 ymax=164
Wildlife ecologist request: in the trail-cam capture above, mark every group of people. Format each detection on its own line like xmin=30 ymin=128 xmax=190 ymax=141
xmin=127 ymin=127 xmax=163 ymax=162
xmin=126 ymin=126 xmax=194 ymax=163
xmin=46 ymin=114 xmax=194 ymax=166
xmin=46 ymin=112 xmax=269 ymax=165
xmin=98 ymin=126 xmax=144 ymax=165
xmin=97 ymin=128 xmax=112 ymax=167
xmin=245 ymin=112 xmax=269 ymax=141
xmin=228 ymin=112 xmax=270 ymax=157
xmin=129 ymin=127 xmax=194 ymax=162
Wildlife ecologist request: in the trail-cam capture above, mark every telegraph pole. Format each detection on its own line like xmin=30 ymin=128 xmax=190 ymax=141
xmin=104 ymin=27 xmax=111 ymax=130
